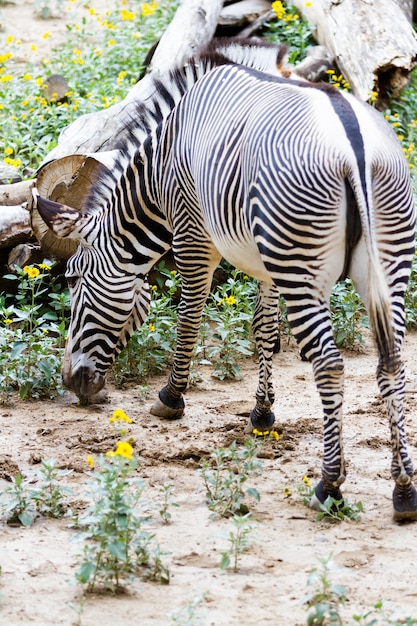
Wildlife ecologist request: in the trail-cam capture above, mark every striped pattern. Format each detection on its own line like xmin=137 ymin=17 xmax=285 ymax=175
xmin=36 ymin=51 xmax=417 ymax=518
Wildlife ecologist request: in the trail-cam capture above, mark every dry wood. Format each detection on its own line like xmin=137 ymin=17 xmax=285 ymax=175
xmin=292 ymin=0 xmax=417 ymax=108
xmin=0 ymin=206 xmax=31 ymax=249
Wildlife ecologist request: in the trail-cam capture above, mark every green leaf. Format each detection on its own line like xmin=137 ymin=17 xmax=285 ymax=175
xmin=10 ymin=341 xmax=27 ymax=359
xmin=18 ymin=511 xmax=35 ymax=527
xmin=76 ymin=561 xmax=96 ymax=584
xmin=220 ymin=553 xmax=230 ymax=570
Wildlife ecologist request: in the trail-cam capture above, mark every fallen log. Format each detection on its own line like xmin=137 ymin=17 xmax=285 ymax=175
xmin=291 ymin=0 xmax=417 ymax=109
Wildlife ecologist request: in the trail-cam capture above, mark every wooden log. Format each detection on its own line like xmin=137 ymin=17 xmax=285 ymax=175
xmin=0 ymin=179 xmax=34 ymax=206
xmin=40 ymin=0 xmax=224 ymax=166
xmin=0 ymin=206 xmax=32 ymax=249
xmin=291 ymin=0 xmax=417 ymax=109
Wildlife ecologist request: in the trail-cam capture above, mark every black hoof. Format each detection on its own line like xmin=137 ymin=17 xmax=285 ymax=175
xmin=310 ymin=479 xmax=344 ymax=511
xmin=393 ymin=482 xmax=417 ymax=523
xmin=150 ymin=386 xmax=185 ymax=419
xmin=244 ymin=407 xmax=275 ymax=434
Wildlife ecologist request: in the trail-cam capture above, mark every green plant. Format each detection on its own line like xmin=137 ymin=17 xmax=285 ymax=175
xmin=305 ymin=555 xmax=346 ymax=626
xmin=0 ymin=474 xmax=37 ymax=526
xmin=72 ymin=443 xmax=169 ymax=592
xmin=169 ymin=593 xmax=208 ymax=626
xmin=29 ymin=458 xmax=72 ymax=517
xmin=352 ymin=600 xmax=417 ymax=625
xmin=315 ymin=496 xmax=364 ymax=523
xmin=330 ymin=279 xmax=368 ymax=350
xmin=1 ymin=262 xmax=67 ymax=401
xmin=158 ymin=482 xmax=178 ymax=525
xmin=263 ymin=1 xmax=316 ymax=65
xmin=199 ymin=439 xmax=263 ymax=518
xmin=1 ymin=0 xmax=180 ymax=173
xmin=219 ymin=513 xmax=255 ymax=572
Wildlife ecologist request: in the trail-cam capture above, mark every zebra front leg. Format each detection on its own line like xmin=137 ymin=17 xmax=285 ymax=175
xmin=150 ymin=251 xmax=220 ymax=419
xmin=378 ymin=359 xmax=417 ymax=522
xmin=246 ymin=281 xmax=280 ymax=433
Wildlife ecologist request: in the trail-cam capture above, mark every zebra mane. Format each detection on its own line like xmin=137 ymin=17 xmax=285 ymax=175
xmin=115 ymin=38 xmax=289 ymax=152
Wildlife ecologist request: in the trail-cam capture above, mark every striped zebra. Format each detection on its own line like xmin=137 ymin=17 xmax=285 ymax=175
xmin=33 ymin=47 xmax=417 ymax=521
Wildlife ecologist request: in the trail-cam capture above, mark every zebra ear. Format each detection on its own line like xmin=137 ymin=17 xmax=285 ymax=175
xmin=32 ymin=190 xmax=86 ymax=240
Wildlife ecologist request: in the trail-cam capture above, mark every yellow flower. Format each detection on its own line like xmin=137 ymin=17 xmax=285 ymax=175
xmin=170 ymin=270 xmax=177 ymax=275
xmin=25 ymin=266 xmax=40 ymax=278
xmin=225 ymin=295 xmax=236 ymax=305
xmin=141 ymin=1 xmax=158 ymax=16
xmin=149 ymin=323 xmax=156 ymax=332
xmin=0 ymin=75 xmax=13 ymax=83
xmin=109 ymin=408 xmax=133 ymax=424
xmin=107 ymin=441 xmax=134 ymax=460
xmin=4 ymin=147 xmax=13 ymax=155
xmin=35 ymin=76 xmax=44 ymax=86
xmin=283 ymin=487 xmax=292 ymax=496
xmin=86 ymin=455 xmax=94 ymax=468
xmin=6 ymin=35 xmax=15 ymax=44
xmin=23 ymin=73 xmax=32 ymax=80
xmin=108 ymin=39 xmax=116 ymax=46
xmin=4 ymin=318 xmax=13 ymax=324
xmin=271 ymin=0 xmax=286 ymax=19
xmin=121 ymin=9 xmax=135 ymax=20
xmin=150 ymin=284 xmax=157 ymax=291
xmin=39 ymin=263 xmax=51 ymax=270
xmin=302 ymin=475 xmax=311 ymax=487
xmin=304 ymin=1 xmax=312 ymax=6
xmin=42 ymin=32 xmax=51 ymax=39
xmin=31 ymin=44 xmax=37 ymax=52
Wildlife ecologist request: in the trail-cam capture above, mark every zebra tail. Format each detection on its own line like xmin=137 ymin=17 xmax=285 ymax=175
xmin=350 ymin=176 xmax=398 ymax=372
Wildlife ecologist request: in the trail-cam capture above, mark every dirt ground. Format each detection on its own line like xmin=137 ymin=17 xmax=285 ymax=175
xmin=3 ymin=1 xmax=417 ymax=625
xmin=2 ymin=333 xmax=417 ymax=626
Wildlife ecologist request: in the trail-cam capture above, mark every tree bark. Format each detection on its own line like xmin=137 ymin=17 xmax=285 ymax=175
xmin=292 ymin=0 xmax=417 ymax=109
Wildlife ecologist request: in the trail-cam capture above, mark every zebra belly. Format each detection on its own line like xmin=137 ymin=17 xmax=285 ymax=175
xmin=212 ymin=235 xmax=273 ymax=283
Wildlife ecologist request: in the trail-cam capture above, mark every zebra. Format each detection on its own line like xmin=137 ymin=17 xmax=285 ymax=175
xmin=33 ymin=54 xmax=417 ymax=521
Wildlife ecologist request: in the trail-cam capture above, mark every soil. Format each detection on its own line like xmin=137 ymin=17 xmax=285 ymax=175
xmin=3 ymin=2 xmax=417 ymax=625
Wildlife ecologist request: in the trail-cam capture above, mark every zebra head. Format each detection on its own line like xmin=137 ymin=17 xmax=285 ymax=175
xmin=32 ymin=179 xmax=153 ymax=403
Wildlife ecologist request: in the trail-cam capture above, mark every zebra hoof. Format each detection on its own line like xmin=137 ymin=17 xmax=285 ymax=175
xmin=244 ymin=408 xmax=275 ymax=434
xmin=150 ymin=386 xmax=185 ymax=419
xmin=393 ymin=482 xmax=417 ymax=523
xmin=310 ymin=479 xmax=344 ymax=511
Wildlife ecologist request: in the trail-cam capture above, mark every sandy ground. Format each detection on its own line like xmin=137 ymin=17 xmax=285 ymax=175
xmin=3 ymin=1 xmax=417 ymax=625
xmin=2 ymin=334 xmax=417 ymax=626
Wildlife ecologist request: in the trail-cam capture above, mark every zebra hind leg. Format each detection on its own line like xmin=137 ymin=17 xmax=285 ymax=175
xmin=378 ymin=359 xmax=417 ymax=522
xmin=245 ymin=282 xmax=280 ymax=434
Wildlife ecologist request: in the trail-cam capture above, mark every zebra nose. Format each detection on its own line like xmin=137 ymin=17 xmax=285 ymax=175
xmin=64 ymin=365 xmax=105 ymax=401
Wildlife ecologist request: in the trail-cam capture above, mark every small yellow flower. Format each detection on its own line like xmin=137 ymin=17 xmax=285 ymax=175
xmin=225 ymin=295 xmax=236 ymax=305
xmin=107 ymin=441 xmax=134 ymax=460
xmin=39 ymin=263 xmax=51 ymax=270
xmin=24 ymin=266 xmax=40 ymax=278
xmin=0 ymin=75 xmax=13 ymax=83
xmin=31 ymin=44 xmax=37 ymax=52
xmin=35 ymin=76 xmax=44 ymax=86
xmin=170 ymin=270 xmax=177 ymax=275
xmin=121 ymin=8 xmax=135 ymax=20
xmin=149 ymin=323 xmax=156 ymax=332
xmin=6 ymin=35 xmax=15 ymax=44
xmin=271 ymin=0 xmax=286 ymax=19
xmin=302 ymin=475 xmax=311 ymax=487
xmin=42 ymin=32 xmax=51 ymax=39
xmin=150 ymin=284 xmax=157 ymax=291
xmin=141 ymin=1 xmax=158 ymax=16
xmin=109 ymin=408 xmax=133 ymax=424
xmin=4 ymin=318 xmax=13 ymax=325
xmin=304 ymin=1 xmax=312 ymax=6
xmin=283 ymin=487 xmax=292 ymax=496
xmin=107 ymin=39 xmax=116 ymax=46
xmin=4 ymin=147 xmax=13 ymax=155
xmin=86 ymin=455 xmax=94 ymax=468
xmin=23 ymin=73 xmax=32 ymax=81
